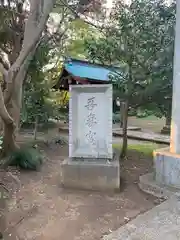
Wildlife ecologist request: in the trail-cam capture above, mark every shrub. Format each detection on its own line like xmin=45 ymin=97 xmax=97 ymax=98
xmin=128 ymin=108 xmax=137 ymax=116
xmin=9 ymin=146 xmax=44 ymax=170
xmin=113 ymin=113 xmax=120 ymax=123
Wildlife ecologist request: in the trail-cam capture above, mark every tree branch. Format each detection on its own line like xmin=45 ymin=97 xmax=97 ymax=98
xmin=56 ymin=1 xmax=103 ymax=29
xmin=0 ymin=84 xmax=14 ymax=124
xmin=0 ymin=54 xmax=10 ymax=70
xmin=4 ymin=0 xmax=56 ymax=105
xmin=0 ymin=5 xmax=25 ymax=18
xmin=0 ymin=45 xmax=11 ymax=55
xmin=10 ymin=0 xmax=56 ymax=73
xmin=0 ymin=63 xmax=7 ymax=77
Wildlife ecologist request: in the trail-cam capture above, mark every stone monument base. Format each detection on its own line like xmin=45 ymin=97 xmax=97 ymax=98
xmin=139 ymin=173 xmax=179 ymax=199
xmin=61 ymin=158 xmax=120 ymax=191
xmin=154 ymin=147 xmax=180 ymax=188
xmin=139 ymin=147 xmax=180 ymax=197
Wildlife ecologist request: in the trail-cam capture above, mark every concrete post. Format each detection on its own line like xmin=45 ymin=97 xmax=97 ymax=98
xmin=170 ymin=0 xmax=180 ymax=154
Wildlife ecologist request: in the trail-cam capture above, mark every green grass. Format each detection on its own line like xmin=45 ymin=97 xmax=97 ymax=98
xmin=113 ymin=143 xmax=159 ymax=156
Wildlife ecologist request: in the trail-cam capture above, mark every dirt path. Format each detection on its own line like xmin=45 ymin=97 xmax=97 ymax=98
xmin=3 ymin=144 xmax=159 ymax=240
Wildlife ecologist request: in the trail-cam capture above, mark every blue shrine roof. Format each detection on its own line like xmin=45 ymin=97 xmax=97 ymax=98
xmin=64 ymin=58 xmax=118 ymax=82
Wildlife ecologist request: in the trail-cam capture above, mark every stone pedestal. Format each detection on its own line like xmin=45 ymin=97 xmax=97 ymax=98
xmin=139 ymin=148 xmax=180 ymax=198
xmin=61 ymin=84 xmax=120 ymax=191
xmin=61 ymin=158 xmax=120 ymax=191
xmin=154 ymin=148 xmax=180 ymax=188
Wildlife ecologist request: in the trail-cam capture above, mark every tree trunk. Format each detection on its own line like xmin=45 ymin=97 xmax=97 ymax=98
xmin=120 ymin=100 xmax=129 ymax=160
xmin=120 ymin=101 xmax=123 ymax=128
xmin=161 ymin=104 xmax=171 ymax=135
xmin=2 ymin=65 xmax=27 ymax=154
xmin=165 ymin=112 xmax=171 ymax=127
xmin=9 ymin=65 xmax=27 ymax=128
xmin=0 ymin=185 xmax=6 ymax=239
xmin=2 ymin=122 xmax=19 ymax=156
xmin=33 ymin=116 xmax=38 ymax=140
xmin=0 ymin=0 xmax=55 ymax=156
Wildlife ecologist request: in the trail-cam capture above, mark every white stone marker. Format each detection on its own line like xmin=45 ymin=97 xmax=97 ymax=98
xmin=61 ymin=84 xmax=120 ymax=191
xmin=69 ymin=84 xmax=112 ymax=160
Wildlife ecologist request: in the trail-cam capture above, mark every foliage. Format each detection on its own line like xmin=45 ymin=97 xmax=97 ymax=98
xmin=0 ymin=0 xmax=105 ymax=154
xmin=86 ymin=0 xmax=175 ymax=111
xmin=9 ymin=146 xmax=43 ymax=170
xmin=21 ymin=15 xmax=99 ymax=128
xmin=65 ymin=19 xmax=98 ymax=60
xmin=21 ymin=41 xmax=57 ymax=126
xmin=86 ymin=0 xmax=175 ymax=158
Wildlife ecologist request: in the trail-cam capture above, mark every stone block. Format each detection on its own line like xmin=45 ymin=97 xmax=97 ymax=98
xmin=61 ymin=158 xmax=120 ymax=191
xmin=139 ymin=173 xmax=178 ymax=199
xmin=154 ymin=148 xmax=180 ymax=189
xmin=69 ymin=84 xmax=113 ymax=159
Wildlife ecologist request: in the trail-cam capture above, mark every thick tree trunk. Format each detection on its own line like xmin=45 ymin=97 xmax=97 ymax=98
xmin=0 ymin=185 xmax=6 ymax=239
xmin=9 ymin=65 xmax=26 ymax=128
xmin=2 ymin=122 xmax=19 ymax=155
xmin=1 ymin=65 xmax=27 ymax=154
xmin=0 ymin=0 xmax=55 ymax=155
xmin=120 ymin=100 xmax=129 ymax=160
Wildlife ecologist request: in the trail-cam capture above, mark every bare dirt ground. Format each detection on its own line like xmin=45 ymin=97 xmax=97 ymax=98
xmin=0 ymin=141 xmax=161 ymax=240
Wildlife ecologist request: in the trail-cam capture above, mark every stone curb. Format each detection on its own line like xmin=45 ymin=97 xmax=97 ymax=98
xmin=139 ymin=173 xmax=179 ymax=199
xmin=113 ymin=132 xmax=169 ymax=145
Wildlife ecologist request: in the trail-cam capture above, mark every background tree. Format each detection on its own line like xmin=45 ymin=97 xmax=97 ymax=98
xmin=145 ymin=1 xmax=175 ymax=132
xmin=21 ymin=42 xmax=56 ymax=135
xmin=0 ymin=0 xmax=56 ymax=155
xmin=0 ymin=0 xmax=103 ymax=155
xmin=86 ymin=0 xmax=175 ymax=158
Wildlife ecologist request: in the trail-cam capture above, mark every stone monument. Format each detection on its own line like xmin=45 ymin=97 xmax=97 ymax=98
xmin=61 ymin=84 xmax=120 ymax=191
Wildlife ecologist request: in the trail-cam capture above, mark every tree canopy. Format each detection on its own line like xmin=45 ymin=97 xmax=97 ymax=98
xmin=85 ymin=0 xmax=175 ymax=157
xmin=0 ymin=0 xmax=176 ymax=156
xmin=86 ymin=0 xmax=175 ymax=113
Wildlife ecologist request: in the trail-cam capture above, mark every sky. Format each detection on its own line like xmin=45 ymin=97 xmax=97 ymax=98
xmin=106 ymin=0 xmax=113 ymax=8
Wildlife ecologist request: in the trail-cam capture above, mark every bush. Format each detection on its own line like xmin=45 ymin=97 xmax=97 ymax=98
xmin=9 ymin=146 xmax=44 ymax=170
xmin=128 ymin=108 xmax=137 ymax=116
xmin=113 ymin=112 xmax=120 ymax=123
xmin=136 ymin=111 xmax=148 ymax=118
xmin=136 ymin=109 xmax=155 ymax=118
